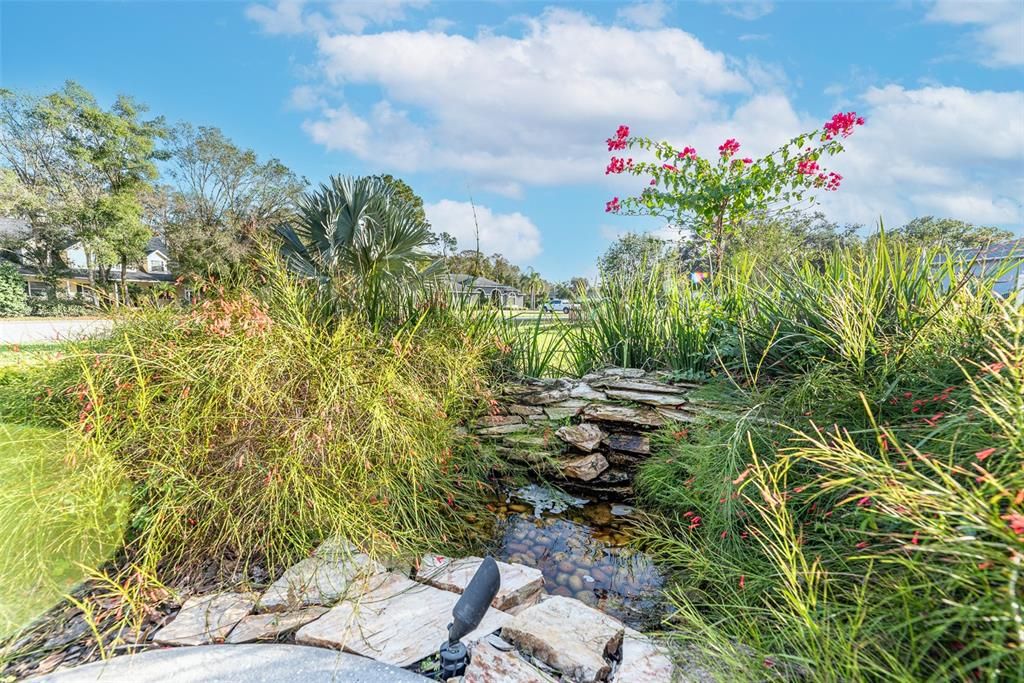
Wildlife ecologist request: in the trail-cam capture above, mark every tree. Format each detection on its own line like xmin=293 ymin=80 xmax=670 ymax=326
xmin=373 ymin=174 xmax=429 ymax=228
xmin=603 ymin=112 xmax=865 ymax=273
xmin=598 ymin=232 xmax=683 ymax=281
xmin=161 ymin=124 xmax=305 ymax=278
xmin=520 ymin=268 xmax=545 ymax=308
xmin=886 ymin=216 xmax=1013 ymax=251
xmin=435 ymin=231 xmax=457 ymax=259
xmin=0 ymin=260 xmax=27 ymax=316
xmin=276 ymin=175 xmax=441 ymax=330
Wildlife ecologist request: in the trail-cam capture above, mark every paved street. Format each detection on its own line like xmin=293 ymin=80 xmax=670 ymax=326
xmin=0 ymin=319 xmax=113 ymax=345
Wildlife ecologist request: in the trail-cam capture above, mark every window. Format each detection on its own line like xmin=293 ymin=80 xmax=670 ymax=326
xmin=148 ymin=259 xmax=167 ymax=273
xmin=27 ymin=281 xmax=53 ymax=297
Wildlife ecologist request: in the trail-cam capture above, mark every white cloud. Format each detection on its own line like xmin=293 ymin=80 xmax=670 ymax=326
xmin=616 ymin=1 xmax=670 ymax=29
xmin=287 ymin=84 xmax=322 ymax=110
xmin=246 ymin=0 xmax=427 ymax=35
xmin=425 ymin=199 xmax=542 ymax=262
xmin=926 ymin=0 xmax=1024 ymax=67
xmin=711 ymin=1 xmax=775 ymax=21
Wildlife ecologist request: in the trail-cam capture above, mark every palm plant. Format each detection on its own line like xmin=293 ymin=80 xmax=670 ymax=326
xmin=275 ymin=175 xmax=442 ymax=329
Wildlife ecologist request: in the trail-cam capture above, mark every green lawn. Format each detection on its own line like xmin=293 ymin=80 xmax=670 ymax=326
xmin=0 ymin=422 xmax=127 ymax=639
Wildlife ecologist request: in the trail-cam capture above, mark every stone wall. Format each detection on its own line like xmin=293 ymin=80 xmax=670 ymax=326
xmin=472 ymin=368 xmax=702 ymax=498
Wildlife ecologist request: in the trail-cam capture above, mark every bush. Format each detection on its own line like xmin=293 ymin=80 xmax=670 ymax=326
xmin=27 ymin=295 xmax=94 ymax=317
xmin=23 ymin=267 xmax=496 ymax=576
xmin=0 ymin=263 xmax=27 ymax=317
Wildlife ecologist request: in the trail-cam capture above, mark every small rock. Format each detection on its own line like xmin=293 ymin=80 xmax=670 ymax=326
xmin=153 ymin=592 xmax=257 ymax=646
xmin=590 ymin=468 xmax=630 ymax=487
xmin=604 ymin=433 xmax=650 ymax=455
xmin=610 ymin=504 xmax=634 ymax=516
xmin=501 ymin=596 xmax=624 ymax=683
xmin=416 ymin=555 xmax=545 ymax=612
xmin=561 ymin=453 xmax=609 ymax=482
xmin=476 ymin=415 xmax=525 ymax=428
xmin=226 ymin=607 xmax=328 ymax=643
xmin=613 ymin=628 xmax=675 ymax=682
xmin=582 ymin=404 xmax=665 ymax=428
xmin=555 ymin=423 xmax=605 ymax=452
xmin=464 ymin=641 xmax=557 ymax=683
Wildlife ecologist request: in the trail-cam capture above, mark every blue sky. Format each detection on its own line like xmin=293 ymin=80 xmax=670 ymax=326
xmin=2 ymin=0 xmax=1022 ymax=281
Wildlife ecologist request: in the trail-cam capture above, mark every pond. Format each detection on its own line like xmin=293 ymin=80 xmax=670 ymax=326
xmin=480 ymin=485 xmax=667 ymax=629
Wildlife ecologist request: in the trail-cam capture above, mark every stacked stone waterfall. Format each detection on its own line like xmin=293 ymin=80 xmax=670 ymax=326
xmin=478 ymin=367 xmax=700 ymax=496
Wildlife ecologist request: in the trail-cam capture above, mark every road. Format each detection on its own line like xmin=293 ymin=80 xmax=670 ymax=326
xmin=0 ymin=318 xmax=113 ymax=345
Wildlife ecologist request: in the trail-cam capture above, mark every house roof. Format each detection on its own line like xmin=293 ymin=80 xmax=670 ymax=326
xmin=7 ymin=259 xmax=175 ymax=283
xmin=448 ymin=273 xmax=521 ymax=293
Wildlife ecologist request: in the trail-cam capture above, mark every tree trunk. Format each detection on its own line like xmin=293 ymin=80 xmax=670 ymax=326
xmin=120 ymin=259 xmax=128 ymax=307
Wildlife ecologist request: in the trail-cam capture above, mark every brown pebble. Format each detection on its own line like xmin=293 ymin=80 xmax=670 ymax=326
xmin=568 ymin=575 xmax=584 ymax=591
xmin=557 ymin=560 xmax=575 ymax=573
xmin=550 ymin=586 xmax=573 ymax=597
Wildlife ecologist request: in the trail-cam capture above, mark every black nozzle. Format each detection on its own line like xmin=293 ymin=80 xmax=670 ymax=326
xmin=447 ymin=555 xmax=501 ymax=644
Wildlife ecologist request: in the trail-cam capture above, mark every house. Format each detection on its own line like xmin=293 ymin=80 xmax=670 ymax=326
xmin=0 ymin=217 xmax=177 ymax=301
xmin=448 ymin=273 xmax=524 ymax=308
xmin=933 ymin=239 xmax=1024 ymax=301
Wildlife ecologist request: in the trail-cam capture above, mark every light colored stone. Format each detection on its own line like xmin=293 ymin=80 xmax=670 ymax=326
xmin=655 ymin=407 xmax=698 ymax=424
xmin=476 ymin=415 xmax=524 ymax=428
xmin=600 ymin=378 xmax=689 ymax=394
xmin=153 ymin=593 xmax=257 ymax=646
xmin=604 ymin=433 xmax=650 ymax=455
xmin=562 ymin=453 xmax=609 ymax=482
xmin=613 ymin=628 xmax=675 ymax=682
xmin=603 ymin=389 xmax=688 ymax=406
xmin=555 ymin=423 xmax=605 ymax=452
xmin=501 ymin=596 xmax=624 ymax=683
xmin=295 ymin=572 xmax=510 ymax=668
xmin=601 ymin=368 xmax=645 ymax=378
xmin=416 ymin=555 xmax=545 ymax=612
xmin=543 ymin=400 xmax=587 ymax=420
xmin=569 ymin=383 xmax=607 ymax=401
xmin=582 ymin=404 xmax=665 ymax=427
xmin=464 ymin=641 xmax=558 ymax=683
xmin=478 ymin=422 xmax=532 ymax=436
xmin=521 ymin=388 xmax=571 ymax=405
xmin=507 ymin=404 xmax=545 ymax=416
xmin=256 ymin=553 xmax=386 ymax=613
xmin=226 ymin=607 xmax=328 ymax=643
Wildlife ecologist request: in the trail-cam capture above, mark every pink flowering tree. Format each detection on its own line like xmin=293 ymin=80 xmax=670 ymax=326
xmin=603 ymin=113 xmax=865 ymax=274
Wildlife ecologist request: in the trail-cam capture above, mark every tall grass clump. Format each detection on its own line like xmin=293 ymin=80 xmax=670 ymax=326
xmin=25 ymin=265 xmax=496 ymax=577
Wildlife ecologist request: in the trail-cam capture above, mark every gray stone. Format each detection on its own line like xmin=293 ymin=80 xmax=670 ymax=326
xmin=555 ymin=423 xmax=605 ymax=452
xmin=561 ymin=453 xmax=609 ymax=482
xmin=476 ymin=415 xmax=524 ymax=428
xmin=613 ymin=628 xmax=675 ymax=682
xmin=603 ymin=389 xmax=688 ymax=406
xmin=153 ymin=593 xmax=257 ymax=646
xmin=606 ymin=450 xmax=644 ymax=469
xmin=590 ymin=468 xmax=630 ymax=487
xmin=520 ymin=388 xmax=571 ymax=405
xmin=225 ymin=607 xmax=327 ymax=643
xmin=295 ymin=572 xmax=510 ymax=668
xmin=478 ymin=422 xmax=532 ymax=436
xmin=32 ymin=644 xmax=431 ymax=682
xmin=582 ymin=404 xmax=665 ymax=427
xmin=568 ymin=383 xmax=607 ymax=401
xmin=464 ymin=641 xmax=557 ymax=683
xmin=655 ymin=407 xmax=698 ymax=424
xmin=507 ymin=404 xmax=545 ymax=416
xmin=543 ymin=400 xmax=587 ymax=420
xmin=604 ymin=433 xmax=650 ymax=455
xmin=501 ymin=596 xmax=624 ymax=683
xmin=599 ymin=378 xmax=689 ymax=394
xmin=416 ymin=555 xmax=545 ymax=612
xmin=601 ymin=368 xmax=645 ymax=378
xmin=256 ymin=553 xmax=385 ymax=613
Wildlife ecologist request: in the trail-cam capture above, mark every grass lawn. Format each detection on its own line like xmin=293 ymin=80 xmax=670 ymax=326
xmin=0 ymin=423 xmax=127 ymax=639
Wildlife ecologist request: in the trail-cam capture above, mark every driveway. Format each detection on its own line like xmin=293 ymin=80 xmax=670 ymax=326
xmin=0 ymin=318 xmax=113 ymax=345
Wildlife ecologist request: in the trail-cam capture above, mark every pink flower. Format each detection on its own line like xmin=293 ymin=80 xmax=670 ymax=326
xmin=606 ymin=124 xmax=630 ymax=151
xmin=662 ymin=163 xmax=678 ymax=172
xmin=823 ymin=111 xmax=865 ymax=140
xmin=1002 ymin=512 xmax=1024 ymax=535
xmin=605 ymin=157 xmax=633 ymax=175
xmin=741 ymin=157 xmax=753 ymax=164
xmin=678 ymin=146 xmax=697 ymax=160
xmin=975 ymin=447 xmax=996 ymax=461
xmin=605 ymin=197 xmax=621 ymax=213
xmin=718 ymin=138 xmax=740 ymax=158
xmin=796 ymin=159 xmax=820 ymax=175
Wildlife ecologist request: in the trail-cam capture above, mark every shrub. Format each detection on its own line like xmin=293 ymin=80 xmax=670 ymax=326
xmin=0 ymin=263 xmax=27 ymax=317
xmin=28 ymin=295 xmax=94 ymax=318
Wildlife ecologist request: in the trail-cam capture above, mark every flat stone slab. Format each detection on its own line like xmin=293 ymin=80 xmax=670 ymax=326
xmin=226 ymin=607 xmax=328 ymax=643
xmin=520 ymin=388 xmax=571 ymax=405
xmin=582 ymin=404 xmax=665 ymax=428
xmin=603 ymin=389 xmax=688 ymax=406
xmin=569 ymin=383 xmax=607 ymax=401
xmin=257 ymin=553 xmax=386 ymax=613
xmin=598 ymin=378 xmax=689 ymax=394
xmin=478 ymin=422 xmax=532 ymax=436
xmin=416 ymin=555 xmax=545 ymax=612
xmin=507 ymin=404 xmax=545 ymax=416
xmin=33 ymin=644 xmax=430 ymax=682
xmin=464 ymin=640 xmax=557 ymax=683
xmin=604 ymin=433 xmax=650 ymax=455
xmin=555 ymin=423 xmax=605 ymax=452
xmin=476 ymin=415 xmax=524 ymax=428
xmin=543 ymin=399 xmax=588 ymax=421
xmin=613 ymin=628 xmax=674 ymax=682
xmin=153 ymin=592 xmax=258 ymax=646
xmin=295 ymin=572 xmax=510 ymax=668
xmin=501 ymin=596 xmax=624 ymax=683
xmin=561 ymin=453 xmax=609 ymax=482
xmin=655 ymin=407 xmax=698 ymax=423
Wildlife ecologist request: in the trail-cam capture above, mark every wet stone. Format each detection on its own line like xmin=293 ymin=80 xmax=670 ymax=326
xmin=613 ymin=628 xmax=675 ymax=682
xmin=295 ymin=572 xmax=510 ymax=668
xmin=226 ymin=607 xmax=328 ymax=643
xmin=416 ymin=555 xmax=545 ymax=612
xmin=501 ymin=595 xmax=625 ymax=683
xmin=152 ymin=592 xmax=258 ymax=646
xmin=256 ymin=552 xmax=385 ymax=612
xmin=582 ymin=404 xmax=665 ymax=428
xmin=465 ymin=641 xmax=558 ymax=683
xmin=555 ymin=423 xmax=605 ymax=452
xmin=604 ymin=433 xmax=650 ymax=455
xmin=561 ymin=453 xmax=609 ymax=482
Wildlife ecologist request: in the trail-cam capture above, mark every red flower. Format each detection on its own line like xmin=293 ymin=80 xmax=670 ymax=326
xmin=605 ymin=197 xmax=621 ymax=213
xmin=741 ymin=157 xmax=753 ymax=164
xmin=678 ymin=146 xmax=697 ymax=160
xmin=739 ymin=574 xmax=745 ymax=589
xmin=606 ymin=124 xmax=630 ymax=150
xmin=1001 ymin=512 xmax=1024 ymax=535
xmin=605 ymin=157 xmax=633 ymax=174
xmin=796 ymin=159 xmax=820 ymax=175
xmin=718 ymin=138 xmax=740 ymax=158
xmin=975 ymin=447 xmax=996 ymax=461
xmin=823 ymin=111 xmax=865 ymax=140
xmin=662 ymin=163 xmax=678 ymax=172
xmin=855 ymin=541 xmax=870 ymax=549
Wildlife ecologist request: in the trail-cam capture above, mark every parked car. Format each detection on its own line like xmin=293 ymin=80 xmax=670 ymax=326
xmin=543 ymin=299 xmax=577 ymax=314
